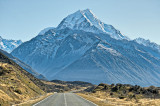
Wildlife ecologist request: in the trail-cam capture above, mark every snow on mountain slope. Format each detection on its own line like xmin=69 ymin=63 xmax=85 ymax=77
xmin=48 ymin=31 xmax=160 ymax=86
xmin=11 ymin=9 xmax=160 ymax=86
xmin=135 ymin=38 xmax=160 ymax=53
xmin=38 ymin=27 xmax=55 ymax=35
xmin=12 ymin=28 xmax=99 ymax=77
xmin=11 ymin=28 xmax=160 ymax=86
xmin=57 ymin=9 xmax=128 ymax=40
xmin=0 ymin=36 xmax=22 ymax=53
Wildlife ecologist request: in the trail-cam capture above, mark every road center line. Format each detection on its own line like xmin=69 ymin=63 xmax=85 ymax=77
xmin=64 ymin=93 xmax=67 ymax=106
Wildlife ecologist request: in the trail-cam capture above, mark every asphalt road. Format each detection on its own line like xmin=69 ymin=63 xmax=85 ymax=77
xmin=33 ymin=93 xmax=97 ymax=106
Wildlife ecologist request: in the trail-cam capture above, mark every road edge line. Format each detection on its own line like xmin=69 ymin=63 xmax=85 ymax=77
xmin=32 ymin=94 xmax=53 ymax=106
xmin=75 ymin=94 xmax=98 ymax=106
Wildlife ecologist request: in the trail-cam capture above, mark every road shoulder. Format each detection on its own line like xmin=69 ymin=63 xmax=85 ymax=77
xmin=77 ymin=93 xmax=113 ymax=106
xmin=14 ymin=93 xmax=53 ymax=106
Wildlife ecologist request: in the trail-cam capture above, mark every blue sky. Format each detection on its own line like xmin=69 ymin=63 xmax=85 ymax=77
xmin=0 ymin=0 xmax=160 ymax=44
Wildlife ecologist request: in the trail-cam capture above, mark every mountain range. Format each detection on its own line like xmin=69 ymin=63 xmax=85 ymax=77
xmin=11 ymin=9 xmax=160 ymax=86
xmin=0 ymin=36 xmax=22 ymax=53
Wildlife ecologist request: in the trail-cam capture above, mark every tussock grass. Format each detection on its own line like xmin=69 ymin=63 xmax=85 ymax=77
xmin=78 ymin=92 xmax=160 ymax=106
xmin=15 ymin=93 xmax=53 ymax=106
xmin=0 ymin=63 xmax=45 ymax=106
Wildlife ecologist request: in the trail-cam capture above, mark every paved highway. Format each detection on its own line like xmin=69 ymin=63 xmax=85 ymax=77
xmin=33 ymin=93 xmax=97 ymax=106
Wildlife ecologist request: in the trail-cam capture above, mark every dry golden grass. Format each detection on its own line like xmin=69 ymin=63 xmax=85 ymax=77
xmin=77 ymin=93 xmax=113 ymax=106
xmin=15 ymin=93 xmax=53 ymax=106
xmin=42 ymin=80 xmax=67 ymax=86
xmin=0 ymin=63 xmax=45 ymax=105
xmin=78 ymin=92 xmax=160 ymax=106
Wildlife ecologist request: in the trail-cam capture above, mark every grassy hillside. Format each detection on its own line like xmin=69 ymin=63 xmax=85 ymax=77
xmin=0 ymin=52 xmax=45 ymax=105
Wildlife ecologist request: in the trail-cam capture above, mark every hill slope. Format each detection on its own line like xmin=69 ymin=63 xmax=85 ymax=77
xmin=0 ymin=51 xmax=45 ymax=105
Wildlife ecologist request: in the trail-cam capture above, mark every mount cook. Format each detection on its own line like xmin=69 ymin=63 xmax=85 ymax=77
xmin=11 ymin=9 xmax=160 ymax=86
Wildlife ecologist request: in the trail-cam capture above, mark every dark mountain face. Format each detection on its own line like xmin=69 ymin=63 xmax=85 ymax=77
xmin=11 ymin=9 xmax=160 ymax=86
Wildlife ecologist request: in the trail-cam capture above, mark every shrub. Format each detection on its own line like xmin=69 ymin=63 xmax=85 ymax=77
xmin=14 ymin=89 xmax=22 ymax=94
xmin=119 ymin=96 xmax=125 ymax=99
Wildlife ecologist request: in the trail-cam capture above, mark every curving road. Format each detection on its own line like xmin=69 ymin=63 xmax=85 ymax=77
xmin=33 ymin=93 xmax=97 ymax=106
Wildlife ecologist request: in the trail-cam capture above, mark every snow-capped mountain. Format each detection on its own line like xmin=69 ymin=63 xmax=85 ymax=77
xmin=0 ymin=36 xmax=22 ymax=53
xmin=38 ymin=9 xmax=128 ymax=40
xmin=11 ymin=9 xmax=160 ymax=86
xmin=135 ymin=38 xmax=160 ymax=53
xmin=57 ymin=9 xmax=128 ymax=40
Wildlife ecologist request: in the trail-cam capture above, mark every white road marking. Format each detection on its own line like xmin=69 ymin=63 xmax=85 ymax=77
xmin=33 ymin=94 xmax=53 ymax=106
xmin=64 ymin=93 xmax=68 ymax=106
xmin=75 ymin=94 xmax=98 ymax=106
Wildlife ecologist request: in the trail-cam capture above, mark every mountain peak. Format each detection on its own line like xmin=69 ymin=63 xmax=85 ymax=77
xmin=57 ymin=9 xmax=127 ymax=40
xmin=82 ymin=8 xmax=91 ymax=12
xmin=135 ymin=37 xmax=160 ymax=52
xmin=80 ymin=8 xmax=95 ymax=17
xmin=38 ymin=27 xmax=55 ymax=35
xmin=57 ymin=9 xmax=101 ymax=31
xmin=0 ymin=36 xmax=22 ymax=53
xmin=75 ymin=8 xmax=93 ymax=14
